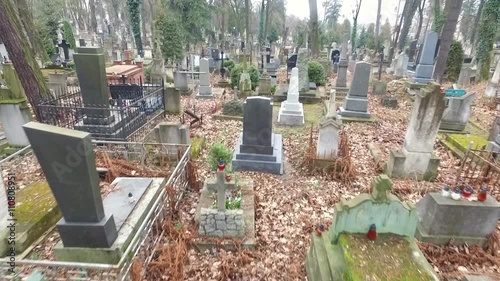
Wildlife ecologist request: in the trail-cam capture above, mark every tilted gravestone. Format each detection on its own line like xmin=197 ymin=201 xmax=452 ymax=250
xmin=232 ymin=97 xmax=284 ymax=174
xmin=440 ymin=92 xmax=475 ymax=131
xmin=23 ymin=122 xmax=118 ymax=248
xmin=387 ymin=83 xmax=445 ymax=181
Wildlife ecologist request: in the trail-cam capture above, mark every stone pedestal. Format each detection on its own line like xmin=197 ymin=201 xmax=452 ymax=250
xmin=239 ymin=72 xmax=252 ymax=96
xmin=457 ymin=64 xmax=472 ymax=87
xmin=298 ymin=49 xmax=310 ymax=93
xmin=339 ymin=62 xmax=372 ymax=119
xmin=196 ymin=58 xmax=213 ymax=99
xmin=48 ymin=73 xmax=68 ymax=97
xmin=278 ymin=67 xmax=304 ymax=126
xmin=232 ymin=97 xmax=284 ymax=174
xmin=394 ymin=54 xmax=409 ymax=78
xmin=440 ymin=92 xmax=475 ymax=131
xmin=174 ymin=71 xmax=192 ymax=95
xmin=0 ymin=100 xmax=32 ymax=146
xmin=164 ymin=87 xmax=181 ymax=114
xmin=387 ymin=83 xmax=446 ymax=181
xmin=334 ymin=59 xmax=348 ymax=90
xmin=415 ymin=193 xmax=500 ymax=246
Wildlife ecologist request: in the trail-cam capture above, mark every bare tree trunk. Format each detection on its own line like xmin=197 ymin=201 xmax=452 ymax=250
xmin=89 ymin=0 xmax=97 ymax=32
xmin=0 ymin=0 xmax=51 ymax=120
xmin=374 ymin=0 xmax=382 ymax=50
xmin=415 ymin=0 xmax=427 ymax=45
xmin=432 ymin=0 xmax=463 ymax=82
xmin=470 ymin=0 xmax=485 ymax=57
xmin=389 ymin=0 xmax=407 ymax=61
xmin=308 ymin=0 xmax=319 ymax=58
xmin=141 ymin=0 xmax=148 ymax=46
xmin=398 ymin=0 xmax=421 ymax=51
xmin=245 ymin=0 xmax=251 ymax=62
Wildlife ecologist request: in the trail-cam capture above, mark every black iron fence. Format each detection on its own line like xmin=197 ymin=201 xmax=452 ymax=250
xmin=37 ymin=78 xmax=165 ymax=142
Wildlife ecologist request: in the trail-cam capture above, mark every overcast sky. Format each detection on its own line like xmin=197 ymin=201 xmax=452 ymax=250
xmin=286 ymin=0 xmax=402 ymax=25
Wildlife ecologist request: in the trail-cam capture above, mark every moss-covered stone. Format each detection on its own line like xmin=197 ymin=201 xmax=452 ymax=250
xmin=339 ymin=234 xmax=435 ymax=281
xmin=11 ymin=182 xmax=61 ymax=254
xmin=447 ymin=134 xmax=489 ymax=152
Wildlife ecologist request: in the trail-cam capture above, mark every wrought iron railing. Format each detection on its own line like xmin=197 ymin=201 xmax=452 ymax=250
xmin=0 ymin=143 xmax=192 ymax=281
xmin=37 ymin=78 xmax=165 ymax=142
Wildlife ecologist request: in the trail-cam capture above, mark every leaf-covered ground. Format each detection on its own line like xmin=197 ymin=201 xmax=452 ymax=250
xmin=1 ymin=69 xmax=499 ymax=280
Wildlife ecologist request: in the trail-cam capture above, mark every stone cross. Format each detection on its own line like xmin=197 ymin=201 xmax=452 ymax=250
xmin=206 ymin=171 xmax=237 ymax=211
xmin=371 ymin=174 xmax=393 ymax=202
xmin=58 ymin=40 xmax=71 ymax=61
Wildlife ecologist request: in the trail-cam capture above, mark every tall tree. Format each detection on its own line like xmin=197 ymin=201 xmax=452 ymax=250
xmin=389 ymin=0 xmax=408 ymax=60
xmin=245 ymin=0 xmax=250 ymax=60
xmin=89 ymin=0 xmax=98 ymax=32
xmin=398 ymin=0 xmax=421 ymax=51
xmin=169 ymin=0 xmax=211 ymax=48
xmin=432 ymin=0 xmax=463 ymax=82
xmin=0 ymin=0 xmax=51 ymax=120
xmin=470 ymin=0 xmax=486 ymax=56
xmin=476 ymin=0 xmax=500 ymax=80
xmin=308 ymin=0 xmax=319 ymax=57
xmin=323 ymin=0 xmax=342 ymax=27
xmin=415 ymin=0 xmax=427 ymax=45
xmin=374 ymin=0 xmax=382 ymax=50
xmin=127 ymin=0 xmax=143 ymax=57
xmin=351 ymin=0 xmax=363 ymax=52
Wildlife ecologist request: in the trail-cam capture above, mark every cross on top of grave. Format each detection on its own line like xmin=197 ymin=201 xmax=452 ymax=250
xmin=58 ymin=40 xmax=71 ymax=61
xmin=371 ymin=174 xmax=393 ymax=202
xmin=206 ymin=164 xmax=237 ymax=212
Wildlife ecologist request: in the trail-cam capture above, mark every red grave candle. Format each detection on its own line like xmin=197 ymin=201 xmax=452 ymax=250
xmin=478 ymin=187 xmax=488 ymax=202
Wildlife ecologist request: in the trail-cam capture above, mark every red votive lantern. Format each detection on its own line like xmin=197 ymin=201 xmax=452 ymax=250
xmin=218 ymin=159 xmax=225 ymax=171
xmin=367 ymin=224 xmax=377 ymax=241
xmin=478 ymin=186 xmax=488 ymax=202
xmin=462 ymin=186 xmax=472 ymax=198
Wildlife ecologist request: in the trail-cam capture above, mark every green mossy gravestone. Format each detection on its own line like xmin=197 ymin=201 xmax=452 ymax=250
xmin=305 ymin=175 xmax=439 ymax=281
xmin=0 ymin=64 xmax=32 ymax=146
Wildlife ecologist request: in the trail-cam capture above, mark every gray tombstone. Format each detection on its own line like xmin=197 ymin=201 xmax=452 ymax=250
xmin=440 ymin=92 xmax=475 ymax=131
xmin=232 ymin=97 xmax=283 ymax=174
xmin=339 ymin=62 xmax=372 ymax=119
xmin=73 ymin=47 xmax=111 ymax=119
xmin=23 ymin=122 xmax=118 ymax=248
xmin=297 ymin=49 xmax=310 ymax=93
xmin=413 ymin=32 xmax=438 ymax=83
xmin=196 ymin=58 xmax=213 ymax=98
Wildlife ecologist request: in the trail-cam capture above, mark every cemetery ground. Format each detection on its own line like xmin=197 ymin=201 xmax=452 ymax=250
xmin=1 ymin=71 xmax=499 ymax=280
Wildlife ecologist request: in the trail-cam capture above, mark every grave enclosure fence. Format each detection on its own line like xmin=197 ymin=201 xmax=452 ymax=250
xmin=37 ymin=78 xmax=166 ymax=142
xmin=0 ymin=144 xmax=193 ymax=281
xmin=455 ymin=145 xmax=500 ymax=188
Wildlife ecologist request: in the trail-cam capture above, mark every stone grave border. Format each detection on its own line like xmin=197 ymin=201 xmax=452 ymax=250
xmin=0 ymin=143 xmax=192 ymax=280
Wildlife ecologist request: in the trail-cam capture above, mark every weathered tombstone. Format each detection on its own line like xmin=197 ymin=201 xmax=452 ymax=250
xmin=73 ymin=47 xmax=146 ymax=139
xmin=316 ymin=115 xmax=342 ymax=160
xmin=412 ymin=32 xmax=438 ymax=84
xmin=164 ymin=87 xmax=181 ymax=114
xmin=0 ymin=63 xmax=31 ymax=146
xmin=23 ymin=122 xmax=119 ymax=248
xmin=232 ymin=97 xmax=284 ymax=174
xmin=407 ymin=40 xmax=418 ymax=62
xmin=196 ymin=58 xmax=213 ymax=99
xmin=457 ymin=63 xmax=473 ymax=87
xmin=173 ymin=71 xmax=192 ymax=95
xmin=394 ymin=53 xmax=409 ymax=78
xmin=416 ymin=192 xmax=500 ymax=246
xmin=334 ymin=35 xmax=349 ymax=93
xmin=488 ymin=116 xmax=500 ymax=152
xmin=153 ymin=122 xmax=190 ymax=145
xmin=387 ymin=83 xmax=445 ymax=181
xmin=277 ymin=67 xmax=304 ymax=125
xmin=339 ymin=62 xmax=372 ymax=119
xmin=297 ymin=49 xmax=310 ymax=93
xmin=440 ymin=92 xmax=475 ymax=131
xmin=485 ymin=60 xmax=500 ymax=98
xmin=48 ymin=72 xmax=68 ymax=97
xmin=306 ymin=175 xmax=438 ymax=281
xmin=258 ymin=71 xmax=271 ymax=95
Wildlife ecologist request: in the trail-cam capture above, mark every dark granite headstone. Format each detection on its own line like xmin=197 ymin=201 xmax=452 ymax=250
xmin=241 ymin=97 xmax=273 ymax=154
xmin=408 ymin=40 xmax=417 ymax=62
xmin=79 ymin=39 xmax=86 ymax=47
xmin=331 ymin=50 xmax=340 ymax=63
xmin=23 ymin=122 xmax=118 ymax=248
xmin=287 ymin=54 xmax=297 ymax=71
xmin=73 ymin=47 xmax=112 ymax=121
